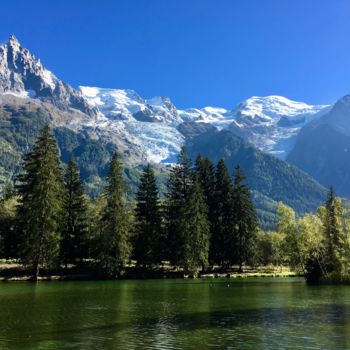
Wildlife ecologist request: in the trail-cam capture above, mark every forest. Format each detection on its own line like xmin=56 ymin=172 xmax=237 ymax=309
xmin=0 ymin=125 xmax=349 ymax=284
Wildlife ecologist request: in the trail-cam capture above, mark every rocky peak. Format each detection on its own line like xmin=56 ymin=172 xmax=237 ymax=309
xmin=8 ymin=34 xmax=20 ymax=50
xmin=0 ymin=35 xmax=97 ymax=116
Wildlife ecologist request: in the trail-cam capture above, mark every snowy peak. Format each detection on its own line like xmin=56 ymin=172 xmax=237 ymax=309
xmin=233 ymin=95 xmax=327 ymax=122
xmin=0 ymin=35 xmax=97 ymax=116
xmin=228 ymin=95 xmax=330 ymax=158
xmin=79 ymin=86 xmax=180 ymax=123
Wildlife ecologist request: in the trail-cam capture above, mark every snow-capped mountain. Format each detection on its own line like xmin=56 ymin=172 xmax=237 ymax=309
xmin=227 ymin=96 xmax=330 ymax=158
xmin=0 ymin=35 xmax=97 ymax=116
xmin=178 ymin=96 xmax=330 ymax=158
xmin=79 ymin=86 xmax=180 ymax=123
xmin=79 ymin=84 xmax=330 ymax=161
xmin=0 ymin=35 xmax=337 ymax=217
xmin=0 ymin=35 xmax=332 ymax=163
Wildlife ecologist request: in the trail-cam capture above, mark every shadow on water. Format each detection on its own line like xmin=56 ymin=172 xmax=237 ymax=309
xmin=4 ymin=304 xmax=350 ymax=350
xmin=1 ymin=280 xmax=350 ymax=349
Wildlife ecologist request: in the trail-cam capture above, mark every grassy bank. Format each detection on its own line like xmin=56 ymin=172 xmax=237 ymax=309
xmin=0 ymin=261 xmax=300 ymax=281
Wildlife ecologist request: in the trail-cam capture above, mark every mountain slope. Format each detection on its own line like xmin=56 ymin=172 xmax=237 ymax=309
xmin=186 ymin=128 xmax=327 ymax=214
xmin=288 ymin=95 xmax=350 ymax=197
xmin=227 ymin=96 xmax=329 ymax=159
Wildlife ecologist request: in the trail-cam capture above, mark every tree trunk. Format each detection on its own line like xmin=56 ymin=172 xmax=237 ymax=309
xmin=238 ymin=259 xmax=243 ymax=273
xmin=32 ymin=262 xmax=40 ymax=282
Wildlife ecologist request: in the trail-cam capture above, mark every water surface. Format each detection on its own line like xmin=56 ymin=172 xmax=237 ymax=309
xmin=1 ymin=278 xmax=350 ymax=349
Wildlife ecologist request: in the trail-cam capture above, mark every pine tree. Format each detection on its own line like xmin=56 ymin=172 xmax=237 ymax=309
xmin=98 ymin=152 xmax=131 ymax=277
xmin=231 ymin=165 xmax=258 ymax=272
xmin=17 ymin=125 xmax=65 ymax=280
xmin=211 ymin=159 xmax=233 ymax=267
xmin=178 ymin=176 xmax=210 ymax=275
xmin=194 ymin=154 xmax=215 ymax=258
xmin=322 ymin=187 xmax=348 ymax=276
xmin=61 ymin=158 xmax=88 ymax=268
xmin=134 ymin=164 xmax=163 ymax=267
xmin=194 ymin=155 xmax=215 ymax=211
xmin=165 ymin=147 xmax=193 ymax=264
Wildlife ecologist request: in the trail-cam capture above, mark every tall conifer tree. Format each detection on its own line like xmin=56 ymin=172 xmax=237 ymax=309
xmin=231 ymin=165 xmax=258 ymax=272
xmin=323 ymin=187 xmax=348 ymax=275
xmin=194 ymin=155 xmax=215 ymax=211
xmin=194 ymin=154 xmax=215 ymax=255
xmin=17 ymin=125 xmax=65 ymax=280
xmin=98 ymin=152 xmax=131 ymax=277
xmin=178 ymin=176 xmax=210 ymax=275
xmin=166 ymin=147 xmax=193 ymax=264
xmin=211 ymin=159 xmax=233 ymax=267
xmin=61 ymin=158 xmax=88 ymax=268
xmin=134 ymin=164 xmax=163 ymax=267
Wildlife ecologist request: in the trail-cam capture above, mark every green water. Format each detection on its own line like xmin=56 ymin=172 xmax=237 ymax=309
xmin=1 ymin=278 xmax=350 ymax=349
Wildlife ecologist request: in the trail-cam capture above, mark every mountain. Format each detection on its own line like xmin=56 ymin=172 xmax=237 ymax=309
xmin=77 ymin=87 xmax=329 ymax=163
xmin=79 ymin=86 xmax=180 ymax=123
xmin=78 ymin=86 xmax=184 ymax=163
xmin=0 ymin=35 xmax=330 ymax=224
xmin=288 ymin=95 xmax=350 ymax=197
xmin=0 ymin=35 xmax=97 ymax=116
xmin=226 ymin=96 xmax=329 ymax=159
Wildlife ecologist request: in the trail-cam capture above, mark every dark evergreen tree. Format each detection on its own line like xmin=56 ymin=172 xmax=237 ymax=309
xmin=323 ymin=187 xmax=348 ymax=275
xmin=97 ymin=152 xmax=131 ymax=277
xmin=194 ymin=155 xmax=215 ymax=209
xmin=194 ymin=154 xmax=215 ymax=255
xmin=165 ymin=147 xmax=193 ymax=264
xmin=178 ymin=176 xmax=210 ymax=275
xmin=61 ymin=158 xmax=88 ymax=268
xmin=211 ymin=159 xmax=233 ymax=267
xmin=231 ymin=165 xmax=258 ymax=272
xmin=134 ymin=164 xmax=163 ymax=267
xmin=17 ymin=125 xmax=65 ymax=280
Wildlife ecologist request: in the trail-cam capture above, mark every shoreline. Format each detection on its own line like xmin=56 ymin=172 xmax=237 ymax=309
xmin=0 ymin=263 xmax=301 ymax=282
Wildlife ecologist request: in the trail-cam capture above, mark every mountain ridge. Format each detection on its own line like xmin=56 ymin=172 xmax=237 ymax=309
xmin=0 ymin=35 xmax=334 ymax=224
xmin=0 ymin=36 xmax=331 ymax=163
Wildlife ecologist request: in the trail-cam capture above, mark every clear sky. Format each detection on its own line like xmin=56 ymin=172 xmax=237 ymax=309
xmin=1 ymin=0 xmax=350 ymax=108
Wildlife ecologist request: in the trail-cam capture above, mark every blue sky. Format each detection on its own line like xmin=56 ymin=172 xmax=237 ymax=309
xmin=1 ymin=0 xmax=350 ymax=108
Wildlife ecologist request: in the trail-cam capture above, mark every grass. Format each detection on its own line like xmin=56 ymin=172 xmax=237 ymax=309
xmin=0 ymin=261 xmax=301 ymax=282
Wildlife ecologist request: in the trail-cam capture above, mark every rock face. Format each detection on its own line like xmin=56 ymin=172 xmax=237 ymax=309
xmin=0 ymin=35 xmax=97 ymax=116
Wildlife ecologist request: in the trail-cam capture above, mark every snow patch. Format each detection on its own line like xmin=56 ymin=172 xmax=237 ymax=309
xmin=41 ymin=69 xmax=56 ymax=90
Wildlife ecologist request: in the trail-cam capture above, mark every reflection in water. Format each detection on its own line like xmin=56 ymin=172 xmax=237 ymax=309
xmin=1 ymin=279 xmax=350 ymax=349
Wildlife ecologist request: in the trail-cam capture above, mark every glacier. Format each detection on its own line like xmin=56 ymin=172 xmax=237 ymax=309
xmin=79 ymin=86 xmax=331 ymax=162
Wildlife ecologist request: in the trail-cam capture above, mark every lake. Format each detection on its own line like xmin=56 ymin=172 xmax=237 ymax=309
xmin=1 ymin=278 xmax=350 ymax=349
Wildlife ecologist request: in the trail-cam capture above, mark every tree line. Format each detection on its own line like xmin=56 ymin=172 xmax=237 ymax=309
xmin=1 ymin=125 xmax=348 ymax=283
xmin=0 ymin=125 xmax=258 ymax=280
